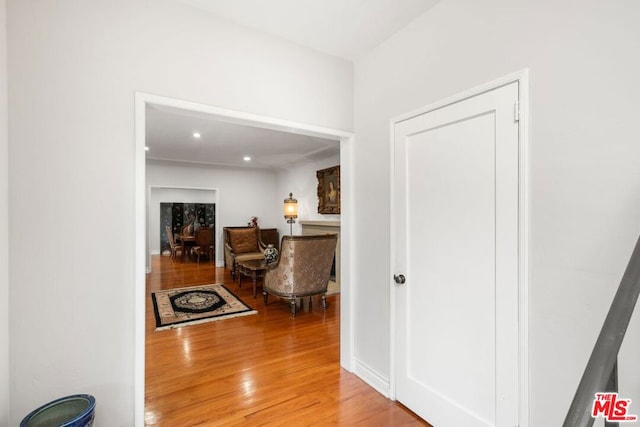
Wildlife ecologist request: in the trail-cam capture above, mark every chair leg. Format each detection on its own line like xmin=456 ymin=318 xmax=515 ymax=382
xmin=321 ymin=294 xmax=327 ymax=310
xmin=290 ymin=299 xmax=297 ymax=317
xmin=263 ymin=291 xmax=268 ymax=305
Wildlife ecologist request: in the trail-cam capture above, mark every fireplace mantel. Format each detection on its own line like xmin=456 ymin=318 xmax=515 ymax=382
xmin=299 ymin=220 xmax=340 ymax=228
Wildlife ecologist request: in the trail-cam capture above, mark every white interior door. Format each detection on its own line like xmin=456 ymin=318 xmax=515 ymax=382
xmin=392 ymin=82 xmax=520 ymax=427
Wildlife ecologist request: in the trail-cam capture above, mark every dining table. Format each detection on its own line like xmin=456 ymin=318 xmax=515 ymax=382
xmin=175 ymin=234 xmax=196 ymax=262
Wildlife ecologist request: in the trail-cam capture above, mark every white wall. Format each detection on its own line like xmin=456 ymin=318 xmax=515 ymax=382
xmin=275 ymin=151 xmax=341 ymax=238
xmin=6 ymin=0 xmax=352 ymax=424
xmin=0 ymin=0 xmax=9 ymax=423
xmin=147 ymin=160 xmax=281 ymax=265
xmin=353 ymin=0 xmax=640 ymax=425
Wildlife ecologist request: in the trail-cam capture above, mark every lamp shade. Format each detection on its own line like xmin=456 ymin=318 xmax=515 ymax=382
xmin=284 ymin=192 xmax=298 ymax=219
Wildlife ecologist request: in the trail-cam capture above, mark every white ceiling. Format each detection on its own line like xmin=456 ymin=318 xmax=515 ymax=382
xmin=147 ymin=1 xmax=441 ymax=169
xmin=176 ymin=0 xmax=440 ymax=60
xmin=145 ymin=104 xmax=340 ymax=169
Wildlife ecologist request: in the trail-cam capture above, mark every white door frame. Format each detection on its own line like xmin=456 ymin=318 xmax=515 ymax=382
xmin=134 ymin=92 xmax=356 ymax=426
xmin=389 ymin=69 xmax=530 ymax=426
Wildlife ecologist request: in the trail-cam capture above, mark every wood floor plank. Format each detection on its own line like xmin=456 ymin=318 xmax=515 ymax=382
xmin=145 ymin=255 xmax=429 ymax=426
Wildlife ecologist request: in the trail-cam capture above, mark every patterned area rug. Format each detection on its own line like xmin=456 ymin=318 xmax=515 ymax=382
xmin=152 ymin=284 xmax=257 ymax=330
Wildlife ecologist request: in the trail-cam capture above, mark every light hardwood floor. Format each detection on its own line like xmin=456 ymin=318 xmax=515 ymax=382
xmin=145 ymin=254 xmax=429 ymax=426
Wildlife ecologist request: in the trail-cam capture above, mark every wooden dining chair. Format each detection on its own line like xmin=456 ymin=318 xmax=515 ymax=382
xmin=192 ymin=228 xmax=214 ymax=264
xmin=165 ymin=226 xmax=183 ymax=261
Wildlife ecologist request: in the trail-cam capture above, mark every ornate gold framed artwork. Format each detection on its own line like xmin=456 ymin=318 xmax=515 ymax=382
xmin=316 ymin=165 xmax=340 ymax=214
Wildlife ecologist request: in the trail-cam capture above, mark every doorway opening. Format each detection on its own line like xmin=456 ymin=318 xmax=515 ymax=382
xmin=134 ymin=93 xmax=355 ymax=426
xmin=147 ymin=186 xmax=218 ymax=272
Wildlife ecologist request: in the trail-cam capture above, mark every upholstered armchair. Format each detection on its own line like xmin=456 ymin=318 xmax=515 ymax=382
xmin=263 ymin=234 xmax=338 ymax=316
xmin=223 ymin=227 xmax=268 ymax=278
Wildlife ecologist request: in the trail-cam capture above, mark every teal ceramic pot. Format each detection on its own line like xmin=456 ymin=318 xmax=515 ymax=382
xmin=21 ymin=394 xmax=95 ymax=427
xmin=264 ymin=244 xmax=278 ymax=264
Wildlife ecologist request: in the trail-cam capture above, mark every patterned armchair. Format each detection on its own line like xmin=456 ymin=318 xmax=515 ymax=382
xmin=263 ymin=234 xmax=338 ymax=316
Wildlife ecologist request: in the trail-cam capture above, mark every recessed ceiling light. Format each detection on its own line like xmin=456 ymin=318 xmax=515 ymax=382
xmin=193 ymin=132 xmax=201 ymax=139
xmin=243 ymin=156 xmax=251 ymax=162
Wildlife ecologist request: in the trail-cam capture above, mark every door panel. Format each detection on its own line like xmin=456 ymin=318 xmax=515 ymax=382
xmin=393 ymin=82 xmax=520 ymax=427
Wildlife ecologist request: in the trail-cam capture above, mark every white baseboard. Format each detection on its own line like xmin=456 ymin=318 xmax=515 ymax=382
xmin=353 ymin=358 xmax=391 ymax=398
xmin=150 ymin=250 xmax=160 ymax=255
